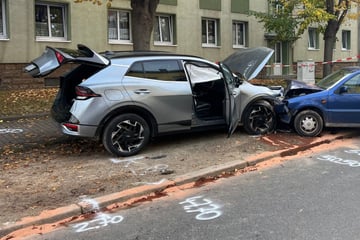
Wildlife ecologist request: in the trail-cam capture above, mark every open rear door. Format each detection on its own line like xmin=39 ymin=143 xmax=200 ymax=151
xmin=24 ymin=44 xmax=109 ymax=77
xmin=219 ymin=63 xmax=241 ymax=136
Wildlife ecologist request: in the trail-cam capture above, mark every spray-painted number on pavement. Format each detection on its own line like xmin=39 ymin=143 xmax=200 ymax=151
xmin=0 ymin=128 xmax=23 ymax=134
xmin=179 ymin=196 xmax=222 ymax=221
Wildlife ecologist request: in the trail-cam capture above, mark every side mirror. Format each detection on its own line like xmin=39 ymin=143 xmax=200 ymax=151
xmin=234 ymin=75 xmax=244 ymax=87
xmin=234 ymin=77 xmax=240 ymax=87
xmin=339 ymin=86 xmax=348 ymax=94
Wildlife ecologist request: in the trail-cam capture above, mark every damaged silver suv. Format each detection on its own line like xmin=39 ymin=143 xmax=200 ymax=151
xmin=25 ymin=44 xmax=280 ymax=157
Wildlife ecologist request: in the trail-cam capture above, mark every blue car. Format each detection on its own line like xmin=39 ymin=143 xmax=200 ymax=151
xmin=278 ymin=66 xmax=360 ymax=136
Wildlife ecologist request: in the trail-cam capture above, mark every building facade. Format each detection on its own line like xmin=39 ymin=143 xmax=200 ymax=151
xmin=0 ymin=0 xmax=358 ymax=88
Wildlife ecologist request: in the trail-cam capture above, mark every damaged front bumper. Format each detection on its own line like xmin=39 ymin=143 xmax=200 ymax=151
xmin=274 ymin=102 xmax=292 ymax=124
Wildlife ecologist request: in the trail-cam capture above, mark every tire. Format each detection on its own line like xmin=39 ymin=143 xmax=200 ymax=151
xmin=243 ymin=100 xmax=276 ymax=135
xmin=102 ymin=114 xmax=150 ymax=157
xmin=294 ymin=110 xmax=323 ymax=137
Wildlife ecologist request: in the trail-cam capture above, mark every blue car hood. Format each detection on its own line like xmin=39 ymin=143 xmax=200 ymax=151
xmin=284 ymin=79 xmax=323 ymax=99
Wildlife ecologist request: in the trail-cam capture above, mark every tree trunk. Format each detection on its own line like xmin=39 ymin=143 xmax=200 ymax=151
xmin=131 ymin=0 xmax=159 ymax=51
xmin=322 ymin=0 xmax=348 ymax=77
xmin=323 ymin=19 xmax=337 ymax=77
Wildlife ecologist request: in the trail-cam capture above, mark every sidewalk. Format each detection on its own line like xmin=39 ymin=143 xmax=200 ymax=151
xmin=0 ymin=115 xmax=63 ymax=148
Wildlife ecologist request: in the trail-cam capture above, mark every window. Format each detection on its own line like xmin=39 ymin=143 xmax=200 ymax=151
xmin=202 ymin=18 xmax=219 ymax=47
xmin=342 ymin=30 xmax=351 ymax=50
xmin=308 ymin=27 xmax=319 ymax=50
xmin=35 ymin=2 xmax=68 ymax=41
xmin=185 ymin=62 xmax=221 ymax=85
xmin=343 ymin=74 xmax=360 ymax=94
xmin=232 ymin=21 xmax=247 ymax=48
xmin=126 ymin=60 xmax=186 ymax=81
xmin=274 ymin=42 xmax=282 ymax=63
xmin=0 ymin=0 xmax=7 ymax=39
xmin=108 ymin=9 xmax=131 ymax=43
xmin=154 ymin=15 xmax=174 ymax=45
xmin=269 ymin=0 xmax=284 ymax=14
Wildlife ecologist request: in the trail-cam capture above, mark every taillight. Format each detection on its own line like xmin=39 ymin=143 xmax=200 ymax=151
xmin=63 ymin=123 xmax=78 ymax=132
xmin=55 ymin=51 xmax=65 ymax=64
xmin=75 ymin=86 xmax=101 ymax=100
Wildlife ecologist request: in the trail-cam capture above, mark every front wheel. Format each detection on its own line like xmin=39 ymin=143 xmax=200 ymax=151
xmin=102 ymin=114 xmax=150 ymax=157
xmin=243 ymin=100 xmax=276 ymax=135
xmin=294 ymin=110 xmax=323 ymax=137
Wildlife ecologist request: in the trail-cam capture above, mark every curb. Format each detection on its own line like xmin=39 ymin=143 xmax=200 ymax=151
xmin=0 ymin=132 xmax=355 ymax=238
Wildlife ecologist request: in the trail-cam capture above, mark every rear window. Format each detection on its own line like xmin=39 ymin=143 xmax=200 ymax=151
xmin=126 ymin=60 xmax=186 ymax=81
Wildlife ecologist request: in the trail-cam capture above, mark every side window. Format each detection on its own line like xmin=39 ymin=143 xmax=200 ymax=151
xmin=126 ymin=60 xmax=186 ymax=81
xmin=185 ymin=62 xmax=221 ymax=86
xmin=343 ymin=74 xmax=360 ymax=94
xmin=126 ymin=62 xmax=144 ymax=78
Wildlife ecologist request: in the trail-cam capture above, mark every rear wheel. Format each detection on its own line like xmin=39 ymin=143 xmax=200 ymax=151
xmin=102 ymin=114 xmax=150 ymax=157
xmin=294 ymin=110 xmax=323 ymax=137
xmin=243 ymin=100 xmax=276 ymax=135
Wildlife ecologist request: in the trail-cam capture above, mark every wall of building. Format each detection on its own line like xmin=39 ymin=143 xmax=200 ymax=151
xmin=0 ymin=0 xmax=358 ymax=89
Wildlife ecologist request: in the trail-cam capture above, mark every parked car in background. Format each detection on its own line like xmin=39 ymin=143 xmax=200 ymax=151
xmin=25 ymin=44 xmax=281 ymax=156
xmin=277 ymin=66 xmax=360 ymax=137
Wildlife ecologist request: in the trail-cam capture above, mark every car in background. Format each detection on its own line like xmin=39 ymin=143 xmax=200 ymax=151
xmin=25 ymin=44 xmax=280 ymax=156
xmin=277 ymin=66 xmax=360 ymax=137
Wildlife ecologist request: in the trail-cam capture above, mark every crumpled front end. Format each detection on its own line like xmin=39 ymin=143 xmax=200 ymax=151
xmin=283 ymin=79 xmax=322 ymax=99
xmin=274 ymin=100 xmax=292 ymax=124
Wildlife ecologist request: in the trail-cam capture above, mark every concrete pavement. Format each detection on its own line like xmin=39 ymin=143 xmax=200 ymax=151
xmin=0 ymin=114 xmax=355 ymax=238
xmin=0 ymin=115 xmax=62 ymax=148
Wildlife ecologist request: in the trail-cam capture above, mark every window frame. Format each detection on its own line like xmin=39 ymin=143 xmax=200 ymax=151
xmin=202 ymin=18 xmax=219 ymax=47
xmin=108 ymin=9 xmax=132 ymax=44
xmin=35 ymin=1 xmax=68 ymax=42
xmin=341 ymin=30 xmax=351 ymax=50
xmin=154 ymin=14 xmax=174 ymax=45
xmin=308 ymin=27 xmax=319 ymax=50
xmin=232 ymin=21 xmax=247 ymax=48
xmin=0 ymin=0 xmax=7 ymax=39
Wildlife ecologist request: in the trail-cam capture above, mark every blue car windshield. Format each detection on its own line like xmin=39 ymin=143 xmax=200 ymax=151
xmin=316 ymin=69 xmax=353 ymax=89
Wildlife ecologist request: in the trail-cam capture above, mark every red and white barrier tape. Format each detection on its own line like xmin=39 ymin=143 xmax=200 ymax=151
xmin=265 ymin=55 xmax=360 ymax=68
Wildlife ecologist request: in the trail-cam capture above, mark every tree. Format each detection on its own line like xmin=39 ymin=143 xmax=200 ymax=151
xmin=74 ymin=0 xmax=159 ymax=51
xmin=322 ymin=0 xmax=356 ymax=76
xmin=251 ymin=0 xmax=359 ymax=77
xmin=130 ymin=0 xmax=159 ymax=50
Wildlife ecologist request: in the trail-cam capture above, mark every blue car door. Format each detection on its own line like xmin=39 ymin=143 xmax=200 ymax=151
xmin=327 ymin=73 xmax=360 ymax=125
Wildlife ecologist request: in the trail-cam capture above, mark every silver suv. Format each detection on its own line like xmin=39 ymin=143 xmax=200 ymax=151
xmin=25 ymin=44 xmax=280 ymax=157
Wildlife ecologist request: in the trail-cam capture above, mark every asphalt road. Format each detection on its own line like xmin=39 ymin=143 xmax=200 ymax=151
xmin=25 ymin=137 xmax=360 ymax=240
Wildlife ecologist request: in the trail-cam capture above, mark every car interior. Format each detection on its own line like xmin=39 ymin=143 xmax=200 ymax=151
xmin=185 ymin=62 xmax=226 ymax=120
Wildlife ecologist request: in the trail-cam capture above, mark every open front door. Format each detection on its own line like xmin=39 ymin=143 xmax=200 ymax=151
xmin=219 ymin=63 xmax=241 ymax=136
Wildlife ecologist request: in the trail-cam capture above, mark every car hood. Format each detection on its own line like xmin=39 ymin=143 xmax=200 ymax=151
xmin=223 ymin=47 xmax=274 ymax=81
xmin=284 ymin=79 xmax=323 ymax=99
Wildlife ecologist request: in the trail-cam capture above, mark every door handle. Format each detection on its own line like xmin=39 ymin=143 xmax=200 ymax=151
xmin=134 ymin=89 xmax=151 ymax=94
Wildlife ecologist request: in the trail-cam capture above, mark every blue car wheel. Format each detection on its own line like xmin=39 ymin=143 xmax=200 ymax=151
xmin=294 ymin=110 xmax=323 ymax=137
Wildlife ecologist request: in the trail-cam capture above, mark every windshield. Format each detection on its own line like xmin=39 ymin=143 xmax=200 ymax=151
xmin=316 ymin=69 xmax=354 ymax=89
